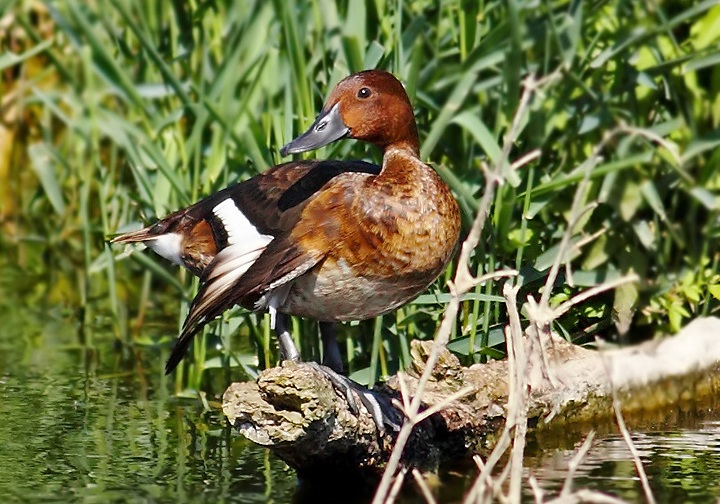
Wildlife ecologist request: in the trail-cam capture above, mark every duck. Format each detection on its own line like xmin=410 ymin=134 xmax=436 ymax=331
xmin=112 ymin=69 xmax=461 ymax=431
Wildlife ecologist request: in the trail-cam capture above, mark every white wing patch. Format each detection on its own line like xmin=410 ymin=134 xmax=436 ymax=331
xmin=191 ymin=198 xmax=274 ymax=320
xmin=148 ymin=233 xmax=183 ymax=265
xmin=213 ymin=198 xmax=267 ymax=245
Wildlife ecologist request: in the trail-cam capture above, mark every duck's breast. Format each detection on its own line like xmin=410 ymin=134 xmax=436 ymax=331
xmin=277 ymin=158 xmax=460 ymax=321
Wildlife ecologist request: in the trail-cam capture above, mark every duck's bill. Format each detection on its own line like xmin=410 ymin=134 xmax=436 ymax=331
xmin=280 ymin=103 xmax=349 ymax=156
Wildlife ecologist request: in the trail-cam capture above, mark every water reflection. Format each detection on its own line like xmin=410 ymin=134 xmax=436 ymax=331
xmin=0 ymin=370 xmax=302 ymax=502
xmin=525 ymin=418 xmax=720 ymax=503
xmin=0 ymin=302 xmax=298 ymax=503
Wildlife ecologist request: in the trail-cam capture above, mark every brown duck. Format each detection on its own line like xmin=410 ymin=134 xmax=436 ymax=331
xmin=113 ymin=70 xmax=461 ymax=430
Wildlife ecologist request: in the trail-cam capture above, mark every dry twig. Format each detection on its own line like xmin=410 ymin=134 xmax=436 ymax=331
xmin=412 ymin=468 xmax=437 ymax=504
xmin=612 ymin=390 xmax=656 ymax=504
xmin=560 ymin=431 xmax=596 ymax=498
xmin=462 ymin=81 xmax=656 ymax=504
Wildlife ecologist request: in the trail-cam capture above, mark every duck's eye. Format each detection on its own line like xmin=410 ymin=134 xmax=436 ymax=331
xmin=357 ymin=87 xmax=372 ymax=99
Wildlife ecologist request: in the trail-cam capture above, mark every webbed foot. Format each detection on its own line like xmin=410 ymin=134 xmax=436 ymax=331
xmin=305 ymin=362 xmax=401 ymax=433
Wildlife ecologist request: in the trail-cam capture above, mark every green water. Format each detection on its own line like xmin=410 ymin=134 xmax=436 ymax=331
xmin=0 ymin=304 xmax=297 ymax=502
xmin=1 ymin=270 xmax=719 ymax=503
xmin=523 ymin=413 xmax=720 ymax=503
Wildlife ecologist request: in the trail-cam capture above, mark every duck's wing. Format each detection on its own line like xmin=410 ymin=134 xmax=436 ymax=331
xmin=160 ymin=160 xmax=380 ymax=373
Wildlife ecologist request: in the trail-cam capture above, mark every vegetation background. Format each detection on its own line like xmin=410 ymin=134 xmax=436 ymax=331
xmin=2 ymin=0 xmax=719 ymax=403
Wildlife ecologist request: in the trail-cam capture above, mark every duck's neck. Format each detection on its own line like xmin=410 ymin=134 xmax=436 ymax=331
xmin=380 ymin=116 xmax=420 ymax=159
xmin=378 ymin=121 xmax=422 ymax=179
xmin=384 ymin=139 xmax=419 ymax=158
xmin=378 ymin=142 xmax=427 ymax=186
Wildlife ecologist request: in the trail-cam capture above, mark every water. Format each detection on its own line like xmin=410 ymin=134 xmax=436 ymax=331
xmin=524 ymin=419 xmax=720 ymax=503
xmin=0 ymin=371 xmax=297 ymax=502
xmin=1 ymin=275 xmax=720 ymax=502
xmin=0 ymin=297 xmax=297 ymax=503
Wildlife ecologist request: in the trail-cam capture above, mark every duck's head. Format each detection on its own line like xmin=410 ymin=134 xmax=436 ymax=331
xmin=280 ymin=70 xmax=419 ymax=157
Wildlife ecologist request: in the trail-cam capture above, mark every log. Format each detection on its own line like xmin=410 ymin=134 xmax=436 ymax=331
xmin=222 ymin=316 xmax=720 ymax=479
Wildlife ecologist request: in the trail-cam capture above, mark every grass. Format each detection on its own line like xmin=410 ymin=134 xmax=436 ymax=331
xmin=1 ymin=0 xmax=719 ymax=395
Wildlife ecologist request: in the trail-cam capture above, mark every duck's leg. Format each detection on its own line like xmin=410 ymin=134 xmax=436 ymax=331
xmin=273 ymin=314 xmax=400 ymax=432
xmin=316 ymin=322 xmax=401 ymax=432
xmin=319 ymin=321 xmax=344 ymax=374
xmin=275 ymin=312 xmax=301 ymax=363
xmin=317 ymin=322 xmax=401 ymax=432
